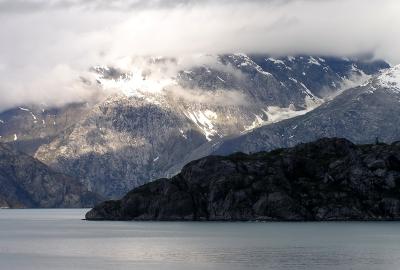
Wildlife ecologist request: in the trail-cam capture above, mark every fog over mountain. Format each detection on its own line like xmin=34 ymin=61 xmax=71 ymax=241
xmin=0 ymin=0 xmax=399 ymax=111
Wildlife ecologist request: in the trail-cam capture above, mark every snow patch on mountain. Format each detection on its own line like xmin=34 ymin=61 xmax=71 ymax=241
xmin=244 ymin=114 xmax=265 ymax=131
xmin=94 ymin=65 xmax=177 ymax=99
xmin=287 ymin=56 xmax=296 ymax=62
xmin=266 ymin=57 xmax=285 ymax=65
xmin=216 ymin=76 xmax=225 ymax=82
xmin=308 ymin=56 xmax=321 ymax=66
xmin=16 ymin=106 xmax=39 ymax=124
xmin=179 ymin=129 xmax=187 ymax=139
xmin=299 ymin=82 xmax=313 ymax=96
xmin=326 ymin=71 xmax=372 ymax=101
xmin=30 ymin=112 xmax=37 ymax=123
xmin=231 ymin=53 xmax=272 ymax=77
xmin=185 ymin=110 xmax=219 ymax=141
xmin=378 ymin=65 xmax=400 ymax=92
xmin=263 ymin=104 xmax=314 ymax=124
xmin=244 ymin=98 xmax=322 ymax=131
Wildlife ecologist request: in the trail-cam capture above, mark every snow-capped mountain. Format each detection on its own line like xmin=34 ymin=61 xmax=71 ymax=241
xmin=209 ymin=65 xmax=400 ymax=156
xmin=92 ymin=54 xmax=386 ymax=138
xmin=28 ymin=54 xmax=389 ymax=198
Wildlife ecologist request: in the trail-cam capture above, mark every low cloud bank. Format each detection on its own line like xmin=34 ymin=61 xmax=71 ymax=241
xmin=0 ymin=0 xmax=399 ymax=111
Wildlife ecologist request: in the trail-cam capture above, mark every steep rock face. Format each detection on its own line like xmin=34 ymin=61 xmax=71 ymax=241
xmin=34 ymin=55 xmax=388 ymax=198
xmin=0 ymin=143 xmax=101 ymax=208
xmin=86 ymin=138 xmax=400 ymax=221
xmin=0 ymin=103 xmax=90 ymax=155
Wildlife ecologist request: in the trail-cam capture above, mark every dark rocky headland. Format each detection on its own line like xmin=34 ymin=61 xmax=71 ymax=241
xmin=86 ymin=138 xmax=400 ymax=221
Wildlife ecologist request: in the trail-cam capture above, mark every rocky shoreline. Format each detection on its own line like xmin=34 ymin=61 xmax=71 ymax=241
xmin=86 ymin=138 xmax=400 ymax=221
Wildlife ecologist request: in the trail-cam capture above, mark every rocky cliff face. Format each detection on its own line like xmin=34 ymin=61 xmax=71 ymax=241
xmin=0 ymin=143 xmax=102 ymax=208
xmin=32 ymin=55 xmax=388 ymax=198
xmin=86 ymin=138 xmax=400 ymax=221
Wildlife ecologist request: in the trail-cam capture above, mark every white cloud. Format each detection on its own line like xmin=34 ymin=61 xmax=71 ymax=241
xmin=0 ymin=0 xmax=399 ymax=111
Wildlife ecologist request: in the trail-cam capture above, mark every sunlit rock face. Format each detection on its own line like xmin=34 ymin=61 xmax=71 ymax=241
xmin=0 ymin=103 xmax=90 ymax=155
xmin=35 ymin=95 xmax=209 ymax=198
xmin=7 ymin=53 xmax=386 ymax=198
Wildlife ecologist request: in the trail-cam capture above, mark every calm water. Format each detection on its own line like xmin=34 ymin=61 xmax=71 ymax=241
xmin=1 ymin=209 xmax=400 ymax=270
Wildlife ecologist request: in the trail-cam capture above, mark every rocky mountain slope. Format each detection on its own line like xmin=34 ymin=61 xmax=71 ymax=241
xmin=210 ymin=65 xmax=400 ymax=155
xmin=0 ymin=143 xmax=102 ymax=208
xmin=35 ymin=95 xmax=209 ymax=198
xmin=0 ymin=102 xmax=90 ymax=155
xmin=31 ymin=54 xmax=388 ymax=198
xmin=86 ymin=138 xmax=400 ymax=221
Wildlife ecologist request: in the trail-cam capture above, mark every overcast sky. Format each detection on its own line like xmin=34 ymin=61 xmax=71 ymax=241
xmin=0 ymin=0 xmax=399 ymax=111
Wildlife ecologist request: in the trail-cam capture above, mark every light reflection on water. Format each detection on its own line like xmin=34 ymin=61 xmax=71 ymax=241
xmin=1 ymin=209 xmax=400 ymax=270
